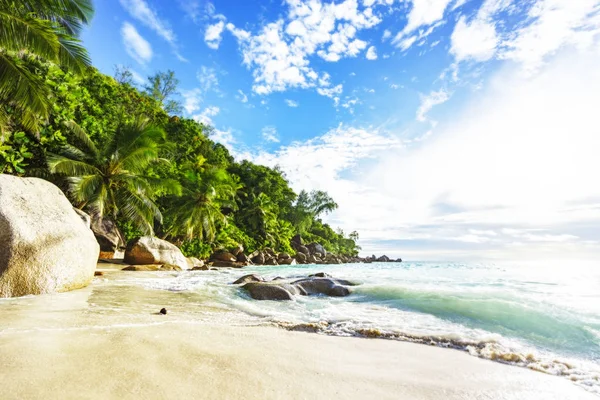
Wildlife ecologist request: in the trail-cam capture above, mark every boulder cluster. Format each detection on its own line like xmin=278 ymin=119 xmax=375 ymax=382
xmin=120 ymin=233 xmax=403 ymax=271
xmin=232 ymin=273 xmax=359 ymax=301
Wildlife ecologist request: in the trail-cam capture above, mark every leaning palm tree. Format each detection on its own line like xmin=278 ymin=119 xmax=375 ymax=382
xmin=167 ymin=167 xmax=240 ymax=242
xmin=47 ymin=118 xmax=180 ymax=235
xmin=0 ymin=0 xmax=93 ymax=135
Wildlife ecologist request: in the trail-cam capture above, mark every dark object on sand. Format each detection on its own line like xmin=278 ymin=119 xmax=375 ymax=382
xmin=159 ymin=308 xmax=167 ymax=315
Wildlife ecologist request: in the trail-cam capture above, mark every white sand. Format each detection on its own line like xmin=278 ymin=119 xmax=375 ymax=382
xmin=0 ymin=320 xmax=596 ymax=400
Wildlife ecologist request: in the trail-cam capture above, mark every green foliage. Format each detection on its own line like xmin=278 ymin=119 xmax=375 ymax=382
xmin=0 ymin=131 xmax=33 ymax=174
xmin=179 ymin=238 xmax=212 ymax=259
xmin=0 ymin=0 xmax=94 ymax=133
xmin=2 ymin=54 xmax=361 ymax=257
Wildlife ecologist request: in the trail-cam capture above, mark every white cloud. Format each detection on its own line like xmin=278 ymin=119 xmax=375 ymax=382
xmin=222 ymin=0 xmax=384 ymax=95
xmin=205 ymin=20 xmax=225 ymax=49
xmin=121 ymin=22 xmax=152 ymax=65
xmin=285 ymin=99 xmax=299 ymax=107
xmin=243 ymin=125 xmax=404 ymax=191
xmin=317 ymin=84 xmax=343 ymax=98
xmin=209 ymin=128 xmax=236 ymax=151
xmin=236 ymin=89 xmax=248 ymax=103
xmin=403 ymin=0 xmax=454 ymax=34
xmin=193 ymin=106 xmax=220 ymax=126
xmin=449 ymin=0 xmax=600 ymax=72
xmin=366 ymin=45 xmax=378 ymax=60
xmin=119 ymin=0 xmax=185 ymax=60
xmin=181 ymin=88 xmax=202 ymax=114
xmin=451 ymin=16 xmax=497 ymax=62
xmin=197 ymin=66 xmax=219 ymax=92
xmin=390 ymin=0 xmax=454 ymax=49
xmin=262 ymin=126 xmax=280 ymax=143
xmin=500 ymin=0 xmax=600 ymax=72
xmin=416 ymin=89 xmax=450 ymax=121
xmin=382 ymin=29 xmax=392 ymax=41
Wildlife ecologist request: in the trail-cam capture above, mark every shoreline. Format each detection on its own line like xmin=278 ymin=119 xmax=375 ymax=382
xmin=0 ymin=319 xmax=596 ymax=399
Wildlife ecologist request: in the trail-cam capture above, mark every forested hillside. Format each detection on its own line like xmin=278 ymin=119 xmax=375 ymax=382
xmin=0 ymin=56 xmax=360 ymax=258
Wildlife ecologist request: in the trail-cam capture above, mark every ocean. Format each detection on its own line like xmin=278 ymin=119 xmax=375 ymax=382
xmin=1 ymin=261 xmax=599 ymax=395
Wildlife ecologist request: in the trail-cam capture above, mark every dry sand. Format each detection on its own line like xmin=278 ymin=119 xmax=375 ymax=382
xmin=0 ymin=320 xmax=596 ymax=400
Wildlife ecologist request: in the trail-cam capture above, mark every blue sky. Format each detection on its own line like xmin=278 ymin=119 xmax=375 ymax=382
xmin=81 ymin=0 xmax=600 ymax=261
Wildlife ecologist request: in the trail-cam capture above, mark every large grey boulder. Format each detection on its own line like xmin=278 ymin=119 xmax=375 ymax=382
xmin=124 ymin=236 xmax=191 ymax=270
xmin=242 ymin=282 xmax=306 ymax=301
xmin=293 ymin=278 xmax=351 ymax=297
xmin=0 ymin=175 xmax=99 ymax=297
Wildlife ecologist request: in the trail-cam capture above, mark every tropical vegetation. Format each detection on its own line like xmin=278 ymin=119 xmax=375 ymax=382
xmin=0 ymin=0 xmax=361 ymax=259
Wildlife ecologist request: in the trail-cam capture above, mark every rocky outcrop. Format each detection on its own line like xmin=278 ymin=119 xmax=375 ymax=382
xmin=89 ymin=211 xmax=125 ymax=258
xmin=0 ymin=175 xmax=99 ymax=297
xmin=210 ymin=260 xmax=246 ymax=268
xmin=230 ymin=244 xmax=244 ymax=257
xmin=124 ymin=236 xmax=191 ymax=270
xmin=307 ymin=242 xmax=326 ymax=257
xmin=210 ymin=250 xmax=237 ymax=262
xmin=236 ymin=274 xmax=355 ymax=301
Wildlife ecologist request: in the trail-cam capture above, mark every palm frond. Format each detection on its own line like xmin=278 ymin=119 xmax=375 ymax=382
xmin=117 ymin=187 xmax=162 ymax=235
xmin=0 ymin=52 xmax=49 ymax=131
xmin=47 ymin=153 xmax=100 ymax=176
xmin=63 ymin=120 xmax=98 ymax=157
xmin=0 ymin=11 xmax=60 ymax=60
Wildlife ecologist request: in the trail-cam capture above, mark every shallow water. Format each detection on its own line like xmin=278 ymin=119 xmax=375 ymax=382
xmin=1 ymin=260 xmax=599 ymax=394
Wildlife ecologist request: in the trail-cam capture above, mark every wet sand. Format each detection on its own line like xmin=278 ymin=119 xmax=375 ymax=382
xmin=0 ymin=320 xmax=596 ymax=399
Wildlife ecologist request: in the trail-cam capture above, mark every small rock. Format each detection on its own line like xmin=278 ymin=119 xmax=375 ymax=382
xmin=159 ymin=308 xmax=167 ymax=315
xmin=160 ymin=263 xmax=182 ymax=271
xmin=94 ymin=271 xmax=104 ymax=276
xmin=309 ymin=272 xmax=330 ymax=278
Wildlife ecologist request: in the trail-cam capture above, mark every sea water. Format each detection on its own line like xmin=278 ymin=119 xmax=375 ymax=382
xmin=1 ymin=260 xmax=599 ymax=394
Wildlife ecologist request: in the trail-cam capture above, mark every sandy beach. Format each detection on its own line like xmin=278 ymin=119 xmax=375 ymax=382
xmin=0 ymin=315 xmax=596 ymax=400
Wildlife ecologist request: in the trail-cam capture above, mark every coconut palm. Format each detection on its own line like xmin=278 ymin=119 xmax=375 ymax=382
xmin=0 ymin=0 xmax=93 ymax=134
xmin=47 ymin=118 xmax=180 ymax=234
xmin=167 ymin=167 xmax=240 ymax=242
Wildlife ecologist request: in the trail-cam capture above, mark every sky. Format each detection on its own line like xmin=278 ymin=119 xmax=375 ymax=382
xmin=81 ymin=0 xmax=600 ymax=261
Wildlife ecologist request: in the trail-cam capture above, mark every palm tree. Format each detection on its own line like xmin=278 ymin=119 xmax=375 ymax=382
xmin=166 ymin=167 xmax=240 ymax=242
xmin=241 ymin=192 xmax=277 ymax=243
xmin=289 ymin=190 xmax=338 ymax=233
xmin=47 ymin=118 xmax=180 ymax=234
xmin=0 ymin=0 xmax=93 ymax=135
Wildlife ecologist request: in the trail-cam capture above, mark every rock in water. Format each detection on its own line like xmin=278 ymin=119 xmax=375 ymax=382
xmin=124 ymin=236 xmax=191 ymax=270
xmin=0 ymin=175 xmax=99 ymax=297
xmin=293 ymin=278 xmax=351 ymax=297
xmin=232 ymin=274 xmax=264 ymax=285
xmin=242 ymin=282 xmax=300 ymax=301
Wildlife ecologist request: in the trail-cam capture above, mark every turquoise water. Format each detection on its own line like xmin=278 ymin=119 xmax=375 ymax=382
xmin=132 ymin=260 xmax=600 ymax=393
